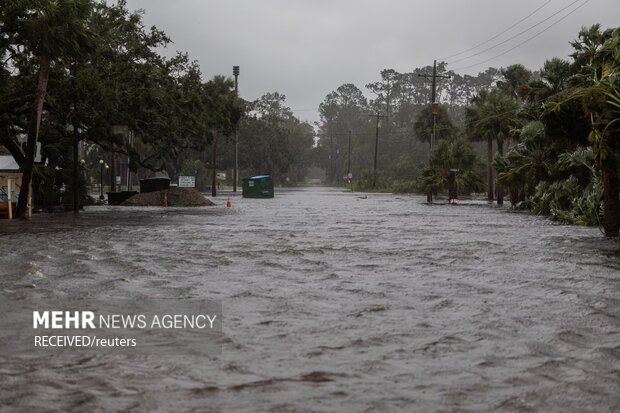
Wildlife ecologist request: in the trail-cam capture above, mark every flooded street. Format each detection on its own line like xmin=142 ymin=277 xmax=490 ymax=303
xmin=1 ymin=187 xmax=619 ymax=412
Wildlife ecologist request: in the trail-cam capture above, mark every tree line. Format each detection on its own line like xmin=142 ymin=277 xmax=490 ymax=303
xmin=2 ymin=3 xmax=618 ymax=236
xmin=315 ymin=24 xmax=620 ymax=237
xmin=315 ymin=64 xmax=499 ymax=191
xmin=0 ymin=0 xmax=316 ymax=214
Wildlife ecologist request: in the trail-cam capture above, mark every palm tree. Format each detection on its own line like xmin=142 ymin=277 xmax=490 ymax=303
xmin=495 ymin=121 xmax=554 ymax=204
xmin=569 ymin=24 xmax=613 ymax=74
xmin=417 ymin=137 xmax=484 ymax=197
xmin=498 ymin=64 xmax=532 ymax=100
xmin=540 ymin=58 xmax=571 ymax=95
xmin=547 ymin=25 xmax=620 ymax=236
xmin=466 ymin=88 xmax=520 ymax=204
xmin=14 ymin=0 xmax=93 ymax=218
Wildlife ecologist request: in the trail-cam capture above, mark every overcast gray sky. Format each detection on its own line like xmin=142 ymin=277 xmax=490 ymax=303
xmin=124 ymin=0 xmax=619 ymax=124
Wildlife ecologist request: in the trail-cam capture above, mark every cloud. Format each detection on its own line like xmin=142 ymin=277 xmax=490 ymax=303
xmin=123 ymin=0 xmax=620 ymax=124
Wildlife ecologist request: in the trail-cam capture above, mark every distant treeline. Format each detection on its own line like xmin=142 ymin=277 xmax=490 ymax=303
xmin=313 ymin=24 xmax=620 ymax=237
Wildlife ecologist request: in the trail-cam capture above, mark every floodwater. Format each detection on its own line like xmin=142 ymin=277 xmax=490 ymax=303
xmin=1 ymin=187 xmax=619 ymax=412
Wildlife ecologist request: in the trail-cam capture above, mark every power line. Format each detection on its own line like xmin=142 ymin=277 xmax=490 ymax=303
xmin=450 ymin=0 xmax=591 ymax=72
xmin=446 ymin=0 xmax=584 ymax=65
xmin=439 ymin=0 xmax=552 ymax=60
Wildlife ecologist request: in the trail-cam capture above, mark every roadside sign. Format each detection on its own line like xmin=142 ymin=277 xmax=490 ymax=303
xmin=178 ymin=175 xmax=196 ymax=188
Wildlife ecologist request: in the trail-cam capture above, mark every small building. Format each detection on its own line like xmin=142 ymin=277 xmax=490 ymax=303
xmin=0 ymin=154 xmax=27 ymax=218
xmin=242 ymin=175 xmax=274 ymax=198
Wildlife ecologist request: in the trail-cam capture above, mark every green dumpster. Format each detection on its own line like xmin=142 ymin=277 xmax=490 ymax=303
xmin=242 ymin=175 xmax=274 ymax=198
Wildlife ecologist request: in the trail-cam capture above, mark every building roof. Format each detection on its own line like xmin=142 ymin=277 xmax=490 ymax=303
xmin=0 ymin=155 xmax=19 ymax=172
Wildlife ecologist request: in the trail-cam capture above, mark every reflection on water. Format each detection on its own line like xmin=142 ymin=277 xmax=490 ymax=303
xmin=1 ymin=188 xmax=619 ymax=412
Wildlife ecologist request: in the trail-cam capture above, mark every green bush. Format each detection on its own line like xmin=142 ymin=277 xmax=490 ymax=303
xmin=530 ymin=175 xmax=602 ymax=225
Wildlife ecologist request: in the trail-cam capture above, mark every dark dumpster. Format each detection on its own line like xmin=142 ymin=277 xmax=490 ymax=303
xmin=139 ymin=177 xmax=170 ymax=193
xmin=242 ymin=175 xmax=274 ymax=198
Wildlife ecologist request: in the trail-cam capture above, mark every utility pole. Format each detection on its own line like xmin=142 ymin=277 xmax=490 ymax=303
xmin=211 ymin=136 xmax=217 ymax=197
xmin=369 ymin=112 xmax=388 ymax=188
xmin=73 ymin=123 xmax=79 ymax=213
xmin=71 ymin=63 xmax=79 ymax=213
xmin=233 ymin=65 xmax=239 ymax=193
xmin=127 ymin=130 xmax=133 ymax=191
xmin=418 ymin=60 xmax=450 ymax=203
xmin=335 ymin=144 xmax=340 ymax=183
xmin=347 ymin=129 xmax=352 ymax=181
xmin=385 ymin=79 xmax=392 ymax=143
xmin=329 ymin=134 xmax=334 ymax=182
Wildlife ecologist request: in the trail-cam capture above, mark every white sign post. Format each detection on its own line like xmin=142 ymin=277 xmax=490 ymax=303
xmin=178 ymin=176 xmax=196 ymax=188
xmin=7 ymin=177 xmax=13 ymax=220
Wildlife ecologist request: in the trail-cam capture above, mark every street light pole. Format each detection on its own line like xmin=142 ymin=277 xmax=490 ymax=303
xmin=233 ymin=65 xmax=239 ymax=193
xmin=105 ymin=163 xmax=109 ymax=201
xmin=99 ymin=159 xmax=104 ymax=200
xmin=127 ymin=129 xmax=133 ymax=191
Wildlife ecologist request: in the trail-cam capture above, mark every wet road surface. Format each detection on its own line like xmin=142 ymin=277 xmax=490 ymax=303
xmin=1 ymin=187 xmax=619 ymax=412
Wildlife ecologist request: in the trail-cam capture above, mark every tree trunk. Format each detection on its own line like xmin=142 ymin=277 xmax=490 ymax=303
xmin=487 ymin=136 xmax=493 ymax=201
xmin=110 ymin=151 xmax=116 ymax=192
xmin=17 ymin=51 xmax=50 ymax=218
xmin=601 ymin=163 xmax=620 ymax=237
xmin=72 ymin=122 xmax=79 ymax=213
xmin=497 ymin=139 xmax=504 ymax=205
